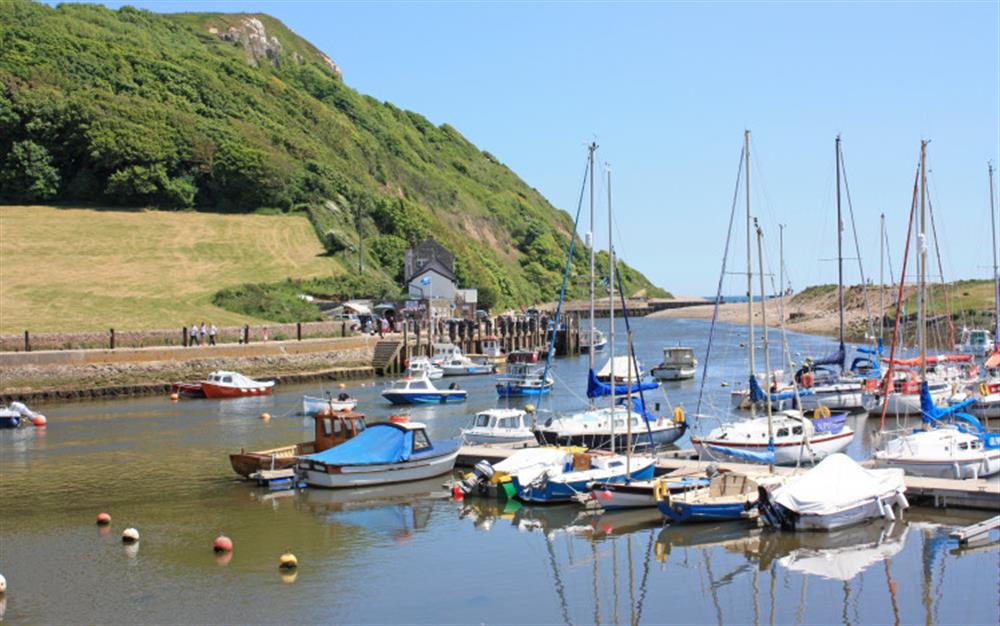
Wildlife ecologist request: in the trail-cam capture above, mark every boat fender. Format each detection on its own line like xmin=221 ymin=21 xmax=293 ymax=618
xmin=654 ymin=542 xmax=667 ymax=563
xmin=260 ymin=413 xmax=271 ymax=421
xmin=279 ymin=552 xmax=298 ymax=570
xmin=894 ymin=490 xmax=909 ymax=510
xmin=801 ymin=373 xmax=814 ymax=388
xmin=673 ymin=407 xmax=685 ymax=424
xmin=451 ymin=485 xmax=464 ymax=500
xmin=652 ymin=480 xmax=666 ymax=502
xmin=31 ymin=414 xmax=46 ymax=427
xmin=980 ymin=383 xmax=990 ymax=397
xmin=882 ymin=497 xmax=896 ymax=521
xmin=170 ymin=393 xmax=180 ymax=401
xmin=816 ymin=405 xmax=831 ymax=419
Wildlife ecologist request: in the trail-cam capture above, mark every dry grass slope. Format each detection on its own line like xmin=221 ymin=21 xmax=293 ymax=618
xmin=0 ymin=206 xmax=343 ymax=332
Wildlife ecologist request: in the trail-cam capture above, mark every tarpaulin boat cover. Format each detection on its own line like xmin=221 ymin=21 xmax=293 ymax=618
xmin=304 ymin=423 xmax=412 ymax=465
xmin=772 ymin=454 xmax=904 ymax=516
xmin=587 ymin=368 xmax=658 ymax=399
xmin=707 ymin=444 xmax=775 ymax=464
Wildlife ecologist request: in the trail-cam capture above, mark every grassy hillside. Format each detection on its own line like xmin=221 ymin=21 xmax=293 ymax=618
xmin=0 ymin=0 xmax=667 ymax=310
xmin=0 ymin=205 xmax=347 ymax=332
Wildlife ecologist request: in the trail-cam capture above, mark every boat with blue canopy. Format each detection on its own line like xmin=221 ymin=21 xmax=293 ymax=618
xmin=298 ymin=420 xmax=460 ymax=488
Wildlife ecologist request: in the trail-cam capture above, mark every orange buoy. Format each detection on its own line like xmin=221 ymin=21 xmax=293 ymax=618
xmin=96 ymin=512 xmax=112 ymax=526
xmin=121 ymin=528 xmax=140 ymax=543
xmin=170 ymin=393 xmax=180 ymax=401
xmin=279 ymin=552 xmax=298 ymax=570
xmin=600 ymin=490 xmax=613 ymax=501
xmin=213 ymin=535 xmax=233 ymax=553
xmin=451 ymin=485 xmax=464 ymax=500
xmin=389 ymin=415 xmax=409 ymax=424
xmin=338 ymin=383 xmax=346 ymax=389
xmin=31 ymin=415 xmax=46 ymax=427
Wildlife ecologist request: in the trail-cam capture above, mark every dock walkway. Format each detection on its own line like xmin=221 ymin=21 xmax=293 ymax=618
xmin=455 ymin=446 xmax=1000 ymax=512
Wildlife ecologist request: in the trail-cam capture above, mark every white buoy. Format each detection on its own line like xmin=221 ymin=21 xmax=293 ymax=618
xmin=122 ymin=527 xmax=140 ymax=543
xmin=0 ymin=573 xmax=6 ymax=593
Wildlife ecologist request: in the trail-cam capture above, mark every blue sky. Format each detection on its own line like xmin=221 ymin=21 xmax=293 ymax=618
xmin=57 ymin=1 xmax=1000 ymax=296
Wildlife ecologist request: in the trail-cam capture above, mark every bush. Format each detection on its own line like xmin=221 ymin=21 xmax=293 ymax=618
xmin=0 ymin=140 xmax=60 ymax=201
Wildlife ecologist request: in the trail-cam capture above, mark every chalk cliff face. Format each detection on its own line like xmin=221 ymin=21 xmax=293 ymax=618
xmin=0 ymin=0 xmax=666 ymax=307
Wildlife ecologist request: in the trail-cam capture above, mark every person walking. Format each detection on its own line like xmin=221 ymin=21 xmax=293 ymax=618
xmin=199 ymin=321 xmax=207 ymax=346
xmin=208 ymin=322 xmax=217 ymax=346
xmin=189 ymin=323 xmax=199 ymax=347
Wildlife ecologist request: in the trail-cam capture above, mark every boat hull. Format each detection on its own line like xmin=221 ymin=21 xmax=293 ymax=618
xmin=691 ymin=429 xmax=854 ymax=465
xmin=514 ymin=462 xmax=656 ymax=503
xmin=170 ymin=382 xmax=205 ymax=398
xmin=441 ymin=365 xmax=495 ymax=376
xmin=657 ymin=499 xmax=750 ymax=523
xmin=301 ymin=448 xmax=460 ymax=488
xmin=202 ymin=382 xmax=274 ymax=399
xmin=229 ymin=442 xmax=314 ymax=478
xmin=495 ymin=382 xmax=553 ymax=397
xmin=797 ymin=386 xmax=868 ymax=411
xmin=462 ymin=432 xmax=536 ymax=445
xmin=534 ymin=423 xmax=686 ymax=450
xmin=765 ymin=493 xmax=906 ymax=531
xmin=0 ymin=416 xmax=21 ymax=428
xmin=381 ymin=391 xmax=467 ymax=405
xmin=651 ymin=366 xmax=696 ymax=381
xmin=874 ymin=449 xmax=1000 ymax=479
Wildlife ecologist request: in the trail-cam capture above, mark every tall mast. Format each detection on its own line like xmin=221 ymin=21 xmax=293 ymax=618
xmin=990 ymin=162 xmax=998 ymax=350
xmin=745 ymin=130 xmax=756 ymax=415
xmin=755 ymin=218 xmax=774 ymax=471
xmin=588 ymin=141 xmax=598 ymax=405
xmin=836 ymin=136 xmax=845 ymax=353
xmin=880 ymin=213 xmax=886 ymax=343
xmin=919 ymin=140 xmax=928 ymax=380
xmin=607 ymin=167 xmax=616 ymax=454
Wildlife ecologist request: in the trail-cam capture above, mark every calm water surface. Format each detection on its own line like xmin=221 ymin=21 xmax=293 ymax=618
xmin=2 ymin=318 xmax=998 ymax=624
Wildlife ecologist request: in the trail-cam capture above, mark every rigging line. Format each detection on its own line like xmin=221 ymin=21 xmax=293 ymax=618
xmin=926 ymin=191 xmax=956 ymax=350
xmin=838 ymin=140 xmax=877 ymax=342
xmin=542 ymin=149 xmax=593 ymax=389
xmin=614 ymin=260 xmax=657 ymax=448
xmin=695 ymin=144 xmax=745 ymax=419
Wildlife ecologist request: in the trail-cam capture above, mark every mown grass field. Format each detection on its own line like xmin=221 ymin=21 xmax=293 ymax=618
xmin=0 ymin=206 xmax=343 ymax=333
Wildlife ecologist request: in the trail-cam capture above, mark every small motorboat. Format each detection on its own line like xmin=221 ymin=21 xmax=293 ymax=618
xmin=200 ymin=370 xmax=275 ymax=399
xmin=429 ymin=342 xmax=463 ymax=366
xmin=229 ymin=411 xmax=367 ymax=478
xmin=583 ymin=475 xmax=710 ymax=510
xmin=512 ymin=451 xmax=657 ymax=504
xmin=757 ymin=454 xmax=909 ymax=532
xmin=657 ymin=470 xmax=785 ymax=524
xmin=0 ymin=401 xmax=43 ymax=428
xmin=580 ymin=328 xmax=607 ymax=353
xmin=650 ymin=347 xmax=697 ymax=381
xmin=956 ymin=327 xmax=994 ymax=357
xmin=495 ymin=350 xmax=552 ymax=397
xmin=403 ymin=356 xmax=444 ymax=380
xmin=461 ymin=408 xmax=535 ymax=445
xmin=302 ymin=392 xmax=358 ymax=416
xmin=170 ymin=382 xmax=205 ymax=398
xmin=380 ymin=375 xmax=467 ymax=405
xmin=439 ymin=354 xmax=495 ymax=376
xmin=298 ymin=420 xmax=461 ymax=488
xmin=455 ymin=447 xmax=574 ymax=499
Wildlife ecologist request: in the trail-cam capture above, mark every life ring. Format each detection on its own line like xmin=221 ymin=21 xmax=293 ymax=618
xmin=801 ymin=372 xmax=814 ymax=388
xmin=816 ymin=405 xmax=831 ymax=419
xmin=673 ymin=407 xmax=685 ymax=424
xmin=980 ymin=382 xmax=990 ymax=397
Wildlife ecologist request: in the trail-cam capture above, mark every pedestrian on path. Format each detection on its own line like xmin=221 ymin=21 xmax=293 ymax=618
xmin=199 ymin=321 xmax=206 ymax=346
xmin=208 ymin=323 xmax=217 ymax=346
xmin=189 ymin=323 xmax=198 ymax=347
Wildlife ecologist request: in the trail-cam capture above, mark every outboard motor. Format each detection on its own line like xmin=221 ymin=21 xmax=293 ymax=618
xmin=458 ymin=460 xmax=497 ymax=494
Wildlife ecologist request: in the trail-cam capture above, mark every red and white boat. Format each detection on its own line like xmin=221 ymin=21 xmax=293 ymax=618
xmin=201 ymin=370 xmax=275 ymax=398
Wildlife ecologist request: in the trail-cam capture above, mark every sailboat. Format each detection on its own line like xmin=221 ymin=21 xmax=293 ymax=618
xmin=692 ymin=132 xmax=854 ymax=466
xmin=874 ymin=141 xmax=1000 ymax=479
xmin=796 ymin=136 xmax=875 ymax=413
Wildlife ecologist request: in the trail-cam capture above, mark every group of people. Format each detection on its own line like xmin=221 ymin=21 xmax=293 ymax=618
xmin=188 ymin=321 xmax=217 ymax=347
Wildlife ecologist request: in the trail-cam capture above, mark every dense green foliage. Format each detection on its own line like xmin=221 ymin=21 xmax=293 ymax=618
xmin=0 ymin=1 xmax=666 ymax=307
xmin=213 ymin=274 xmax=403 ymax=322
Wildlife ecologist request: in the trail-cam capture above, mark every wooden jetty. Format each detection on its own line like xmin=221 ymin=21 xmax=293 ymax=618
xmin=455 ymin=446 xmax=1000 ymax=512
xmin=949 ymin=515 xmax=1000 ymax=544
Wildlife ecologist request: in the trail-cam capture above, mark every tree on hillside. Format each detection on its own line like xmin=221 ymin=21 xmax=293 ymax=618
xmin=0 ymin=140 xmax=60 ymax=202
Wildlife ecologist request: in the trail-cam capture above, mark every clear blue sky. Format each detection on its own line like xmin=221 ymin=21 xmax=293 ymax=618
xmin=58 ymin=1 xmax=1000 ymax=296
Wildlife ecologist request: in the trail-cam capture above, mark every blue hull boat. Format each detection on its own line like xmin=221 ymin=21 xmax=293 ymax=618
xmin=496 ymin=382 xmax=553 ymax=398
xmin=0 ymin=415 xmax=21 ymax=428
xmin=657 ymin=499 xmax=749 ymax=523
xmin=514 ymin=459 xmax=655 ymax=503
xmin=382 ymin=391 xmax=467 ymax=405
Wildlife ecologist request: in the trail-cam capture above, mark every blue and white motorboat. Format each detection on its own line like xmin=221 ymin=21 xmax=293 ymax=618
xmin=298 ymin=420 xmax=460 ymax=488
xmin=495 ymin=350 xmax=553 ymax=397
xmin=512 ymin=450 xmax=656 ymax=504
xmin=440 ymin=354 xmax=495 ymax=376
xmin=580 ymin=328 xmax=607 ymax=353
xmin=381 ymin=376 xmax=467 ymax=405
xmin=0 ymin=401 xmax=42 ymax=428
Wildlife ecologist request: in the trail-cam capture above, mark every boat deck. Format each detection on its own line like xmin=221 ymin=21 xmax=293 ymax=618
xmin=455 ymin=446 xmax=1000 ymax=511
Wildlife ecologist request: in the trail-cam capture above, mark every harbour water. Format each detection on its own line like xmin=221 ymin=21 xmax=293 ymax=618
xmin=2 ymin=318 xmax=998 ymax=624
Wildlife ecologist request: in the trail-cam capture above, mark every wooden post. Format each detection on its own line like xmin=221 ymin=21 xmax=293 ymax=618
xmin=182 ymin=327 xmax=188 ymax=347
xmin=403 ymin=321 xmax=409 ymax=364
xmin=341 ymin=321 xmax=346 ymax=337
xmin=24 ymin=330 xmax=30 ymax=352
xmin=297 ymin=322 xmax=302 ymax=341
xmin=109 ymin=328 xmax=115 ymax=350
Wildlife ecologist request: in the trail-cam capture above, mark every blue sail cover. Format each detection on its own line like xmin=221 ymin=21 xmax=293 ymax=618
xmin=707 ymin=444 xmax=775 ymax=464
xmin=918 ymin=381 xmax=983 ymax=432
xmin=304 ymin=423 xmax=413 ymax=465
xmin=587 ymin=368 xmax=658 ymax=399
xmin=812 ymin=344 xmax=846 ymax=369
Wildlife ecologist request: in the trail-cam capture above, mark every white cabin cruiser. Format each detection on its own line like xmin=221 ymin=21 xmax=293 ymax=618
xmin=461 ymin=408 xmax=535 ymax=445
xmin=691 ymin=410 xmax=854 ymax=466
xmin=650 ymin=347 xmax=697 ymax=381
xmin=403 ymin=356 xmax=444 ymax=380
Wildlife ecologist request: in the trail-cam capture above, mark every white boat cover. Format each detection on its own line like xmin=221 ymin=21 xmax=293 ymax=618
xmin=496 ymin=448 xmax=570 ymax=484
xmin=773 ymin=454 xmax=905 ymax=516
xmin=597 ymin=356 xmax=642 ymax=381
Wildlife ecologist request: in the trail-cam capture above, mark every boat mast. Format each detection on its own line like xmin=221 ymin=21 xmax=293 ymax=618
xmin=836 ymin=136 xmax=846 ymax=357
xmin=588 ymin=141 xmax=598 ymax=391
xmin=880 ymin=213 xmax=885 ymax=343
xmin=755 ymin=218 xmax=774 ymax=471
xmin=608 ymin=167 xmax=616 ymax=454
xmin=990 ymin=162 xmax=998 ymax=350
xmin=745 ymin=130 xmax=756 ymax=415
xmin=919 ymin=140 xmax=928 ymax=380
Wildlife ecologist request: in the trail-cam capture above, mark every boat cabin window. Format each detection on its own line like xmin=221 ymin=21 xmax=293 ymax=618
xmin=333 ymin=419 xmax=343 ymax=434
xmin=792 ymin=426 xmax=803 ymax=435
xmin=411 ymin=380 xmax=429 ymax=390
xmin=776 ymin=428 xmax=789 ymax=438
xmin=321 ymin=418 xmax=333 ymax=437
xmin=475 ymin=414 xmax=490 ymax=428
xmin=354 ymin=419 xmax=365 ymax=433
xmin=959 ymin=441 xmax=969 ymax=450
xmin=412 ymin=429 xmax=431 ymax=451
xmin=498 ymin=417 xmax=517 ymax=429
xmin=971 ymin=440 xmax=981 ymax=449
xmin=223 ymin=376 xmax=232 ymax=383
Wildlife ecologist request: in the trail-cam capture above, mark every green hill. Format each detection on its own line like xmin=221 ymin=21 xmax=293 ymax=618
xmin=0 ymin=0 xmax=667 ymax=310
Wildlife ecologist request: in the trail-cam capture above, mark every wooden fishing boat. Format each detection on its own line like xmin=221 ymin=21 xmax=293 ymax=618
xmin=201 ymin=370 xmax=275 ymax=398
xmin=229 ymin=410 xmax=367 ymax=478
xmin=657 ymin=470 xmax=785 ymax=523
